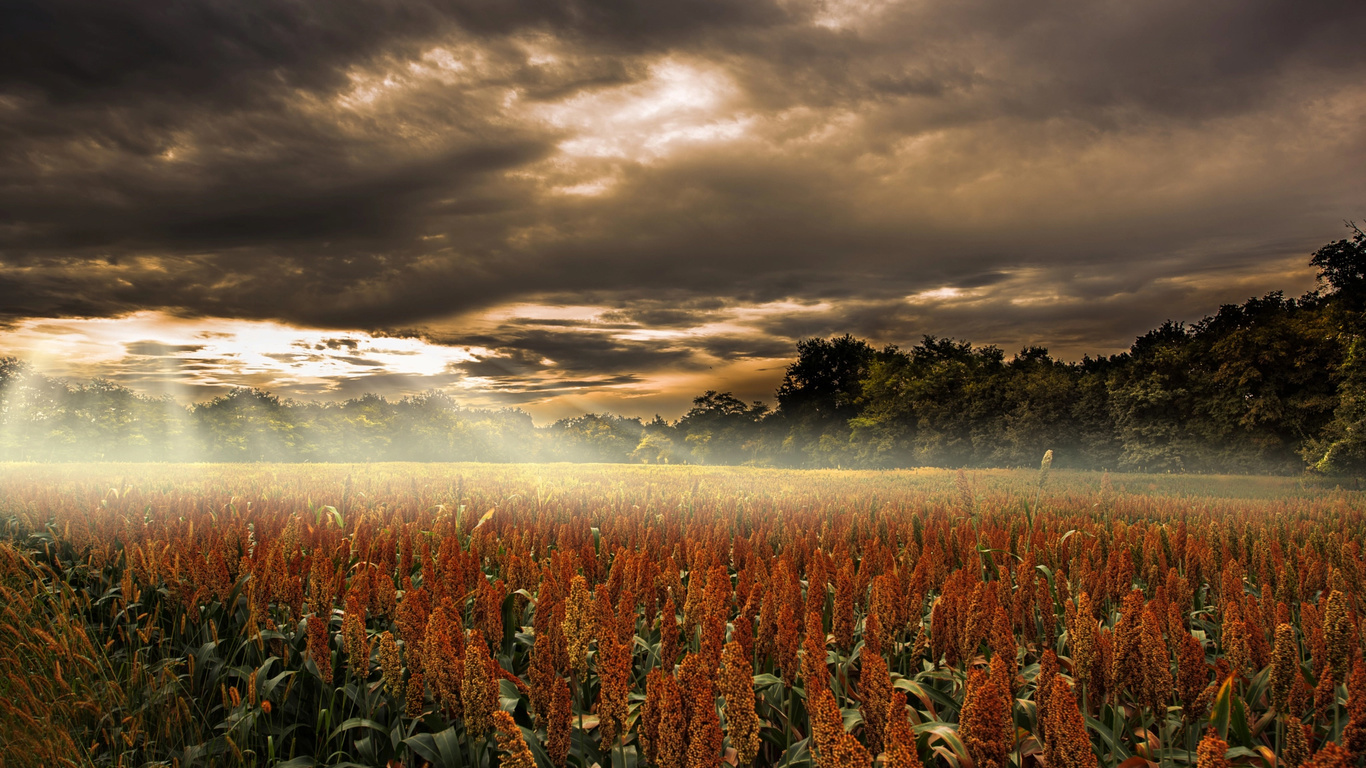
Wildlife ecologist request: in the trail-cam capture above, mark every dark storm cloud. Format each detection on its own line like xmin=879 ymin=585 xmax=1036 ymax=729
xmin=0 ymin=0 xmax=782 ymax=108
xmin=458 ymin=328 xmax=699 ymax=375
xmin=694 ymin=334 xmax=795 ymax=360
xmin=1 ymin=0 xmax=1364 ymax=412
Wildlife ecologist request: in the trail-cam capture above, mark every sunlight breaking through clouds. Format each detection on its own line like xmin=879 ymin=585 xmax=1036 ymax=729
xmin=0 ymin=313 xmax=484 ymax=400
xmin=0 ymin=299 xmax=850 ymax=421
xmin=537 ymin=60 xmax=751 ymax=162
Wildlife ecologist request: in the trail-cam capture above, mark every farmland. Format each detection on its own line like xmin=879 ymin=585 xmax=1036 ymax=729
xmin=1 ymin=462 xmax=1363 ymax=768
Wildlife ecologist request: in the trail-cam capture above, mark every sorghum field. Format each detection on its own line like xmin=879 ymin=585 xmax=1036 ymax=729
xmin=2 ymin=463 xmax=1363 ymax=768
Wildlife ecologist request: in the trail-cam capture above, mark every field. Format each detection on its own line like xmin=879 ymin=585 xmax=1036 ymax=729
xmin=0 ymin=463 xmax=1362 ymax=768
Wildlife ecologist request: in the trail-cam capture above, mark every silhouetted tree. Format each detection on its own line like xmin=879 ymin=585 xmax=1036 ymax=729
xmin=1311 ymin=221 xmax=1366 ymax=309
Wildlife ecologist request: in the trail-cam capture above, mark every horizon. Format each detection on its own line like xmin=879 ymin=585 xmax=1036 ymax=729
xmin=1 ymin=272 xmax=1330 ymax=427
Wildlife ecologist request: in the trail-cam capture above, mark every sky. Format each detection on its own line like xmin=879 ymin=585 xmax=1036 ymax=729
xmin=1 ymin=0 xmax=1364 ymax=423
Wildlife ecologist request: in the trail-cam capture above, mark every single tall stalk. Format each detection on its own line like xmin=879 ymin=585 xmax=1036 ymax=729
xmin=783 ymin=684 xmax=796 ymax=767
xmin=573 ymin=671 xmax=587 ymax=764
xmin=1275 ymin=715 xmax=1284 ymax=768
xmin=1026 ymin=450 xmax=1053 ymax=556
xmin=1111 ymin=700 xmax=1122 ymax=768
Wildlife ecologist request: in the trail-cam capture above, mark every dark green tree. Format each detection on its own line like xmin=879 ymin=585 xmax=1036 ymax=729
xmin=773 ymin=335 xmax=881 ymax=466
xmin=676 ymin=390 xmax=768 ymax=464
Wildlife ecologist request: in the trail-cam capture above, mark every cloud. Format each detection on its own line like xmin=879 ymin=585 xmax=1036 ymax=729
xmin=0 ymin=0 xmax=1363 ymax=417
xmin=124 ymin=340 xmax=205 ymax=357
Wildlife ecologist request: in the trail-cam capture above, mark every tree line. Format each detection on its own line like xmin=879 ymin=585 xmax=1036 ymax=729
xmin=3 ymin=225 xmax=1365 ymax=473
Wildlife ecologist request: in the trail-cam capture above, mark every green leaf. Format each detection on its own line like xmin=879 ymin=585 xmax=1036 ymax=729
xmin=500 ymin=677 xmax=523 ymax=712
xmin=571 ymin=725 xmax=606 ymax=768
xmin=1059 ymin=529 xmax=1095 ymax=545
xmin=181 ymin=736 xmax=232 ymax=763
xmin=520 ymin=724 xmax=558 ymax=768
xmin=1229 ymin=694 xmax=1253 ymax=747
xmin=329 ymin=717 xmax=388 ymax=741
xmin=929 ymin=745 xmax=961 ymax=768
xmin=893 ymin=678 xmax=956 ymax=718
xmin=774 ymin=736 xmax=812 ymax=768
xmin=1085 ymin=712 xmax=1132 ymax=761
xmin=501 ymin=590 xmax=522 ymax=654
xmin=432 ymin=725 xmax=466 ymax=768
xmin=975 ymin=544 xmax=1023 ymax=562
xmin=403 ymin=735 xmax=442 ymax=767
xmin=1210 ymin=676 xmax=1234 ymax=741
xmin=753 ymin=673 xmax=785 ymax=690
xmin=913 ymin=722 xmax=970 ymax=767
xmin=1243 ymin=665 xmax=1271 ymax=713
xmin=260 ymin=668 xmax=295 ymax=701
